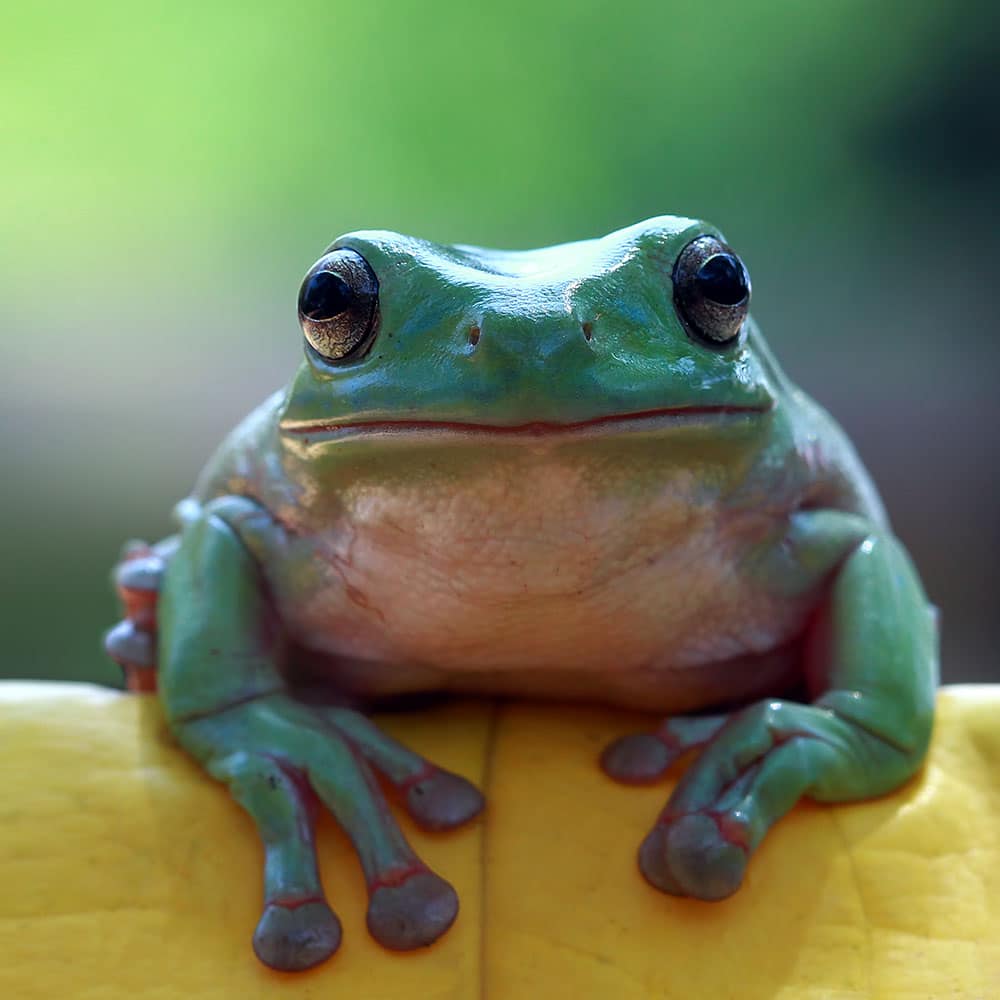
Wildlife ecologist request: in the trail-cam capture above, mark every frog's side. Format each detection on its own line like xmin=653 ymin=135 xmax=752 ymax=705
xmin=106 ymin=217 xmax=937 ymax=973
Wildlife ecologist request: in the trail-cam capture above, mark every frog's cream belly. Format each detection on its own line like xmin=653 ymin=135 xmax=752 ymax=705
xmin=265 ymin=451 xmax=811 ymax=710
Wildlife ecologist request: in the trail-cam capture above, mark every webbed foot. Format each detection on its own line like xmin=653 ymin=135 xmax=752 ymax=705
xmin=602 ymin=523 xmax=938 ymax=902
xmin=180 ymin=694 xmax=484 ymax=969
xmin=603 ymin=696 xmax=929 ymax=901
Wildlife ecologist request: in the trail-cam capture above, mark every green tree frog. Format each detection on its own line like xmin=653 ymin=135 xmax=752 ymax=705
xmin=105 ymin=216 xmax=937 ymax=972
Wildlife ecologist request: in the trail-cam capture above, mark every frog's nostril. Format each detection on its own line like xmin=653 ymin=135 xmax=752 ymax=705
xmin=581 ymin=321 xmax=594 ymax=343
xmin=468 ymin=325 xmax=481 ymax=348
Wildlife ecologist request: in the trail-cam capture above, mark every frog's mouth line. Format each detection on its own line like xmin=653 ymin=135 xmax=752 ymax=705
xmin=281 ymin=404 xmax=772 ymax=441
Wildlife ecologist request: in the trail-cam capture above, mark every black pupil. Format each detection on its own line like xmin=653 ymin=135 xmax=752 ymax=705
xmin=300 ymin=270 xmax=355 ymax=320
xmin=694 ymin=254 xmax=748 ymax=306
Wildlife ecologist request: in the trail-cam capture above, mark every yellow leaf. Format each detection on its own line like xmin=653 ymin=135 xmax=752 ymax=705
xmin=2 ymin=684 xmax=998 ymax=998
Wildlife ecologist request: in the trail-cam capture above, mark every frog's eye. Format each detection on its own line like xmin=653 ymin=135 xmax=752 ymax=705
xmin=298 ymin=249 xmax=379 ymax=362
xmin=672 ymin=236 xmax=751 ymax=347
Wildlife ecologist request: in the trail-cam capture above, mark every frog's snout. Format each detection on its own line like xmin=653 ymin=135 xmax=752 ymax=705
xmin=466 ymin=311 xmax=597 ymax=372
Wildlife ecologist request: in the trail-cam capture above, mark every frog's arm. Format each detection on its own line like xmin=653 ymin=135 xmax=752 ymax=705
xmin=158 ymin=496 xmax=483 ymax=970
xmin=603 ymin=510 xmax=937 ymax=900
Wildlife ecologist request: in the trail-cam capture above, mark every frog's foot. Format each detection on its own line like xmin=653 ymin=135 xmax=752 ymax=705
xmin=181 ymin=693 xmax=484 ymax=970
xmin=602 ymin=699 xmax=925 ymax=901
xmin=104 ymin=538 xmax=176 ymax=692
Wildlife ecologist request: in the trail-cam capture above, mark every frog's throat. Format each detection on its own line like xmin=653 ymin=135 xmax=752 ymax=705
xmin=279 ymin=404 xmax=773 ymax=443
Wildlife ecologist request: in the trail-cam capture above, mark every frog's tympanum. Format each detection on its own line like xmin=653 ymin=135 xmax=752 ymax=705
xmin=106 ymin=217 xmax=937 ymax=972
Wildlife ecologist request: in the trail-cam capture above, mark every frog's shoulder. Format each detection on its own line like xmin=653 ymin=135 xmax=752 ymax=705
xmin=785 ymin=385 xmax=889 ymax=529
xmin=748 ymin=324 xmax=887 ymax=529
xmin=173 ymin=390 xmax=291 ymax=525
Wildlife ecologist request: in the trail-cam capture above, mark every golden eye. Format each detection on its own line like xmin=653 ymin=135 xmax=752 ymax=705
xmin=298 ymin=249 xmax=379 ymax=362
xmin=673 ymin=236 xmax=751 ymax=347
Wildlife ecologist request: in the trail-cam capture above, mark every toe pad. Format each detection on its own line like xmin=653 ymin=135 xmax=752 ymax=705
xmin=601 ymin=733 xmax=674 ymax=783
xmin=639 ymin=814 xmax=747 ymax=901
xmin=406 ymin=771 xmax=485 ymax=830
xmin=367 ymin=871 xmax=459 ymax=950
xmin=253 ymin=900 xmax=342 ymax=972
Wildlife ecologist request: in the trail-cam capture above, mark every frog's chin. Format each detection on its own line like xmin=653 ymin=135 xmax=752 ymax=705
xmin=279 ymin=404 xmax=772 ymax=444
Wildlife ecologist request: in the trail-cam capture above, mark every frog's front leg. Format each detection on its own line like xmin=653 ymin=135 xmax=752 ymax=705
xmin=602 ymin=510 xmax=937 ymax=901
xmin=159 ymin=497 xmax=484 ymax=971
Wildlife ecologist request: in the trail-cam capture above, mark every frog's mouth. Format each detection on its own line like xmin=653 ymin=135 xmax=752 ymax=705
xmin=280 ymin=404 xmax=772 ymax=442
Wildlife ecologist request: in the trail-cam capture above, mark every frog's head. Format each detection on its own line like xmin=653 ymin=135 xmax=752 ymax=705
xmin=279 ymin=217 xmax=783 ymax=450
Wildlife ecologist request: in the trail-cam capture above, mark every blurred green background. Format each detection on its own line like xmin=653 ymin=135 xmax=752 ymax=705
xmin=2 ymin=1 xmax=996 ymax=688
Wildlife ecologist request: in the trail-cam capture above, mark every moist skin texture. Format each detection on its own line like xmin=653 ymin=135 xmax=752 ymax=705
xmin=183 ymin=217 xmax=881 ymax=709
xmin=106 ymin=216 xmax=935 ymax=973
xmin=194 ymin=403 xmax=823 ymax=711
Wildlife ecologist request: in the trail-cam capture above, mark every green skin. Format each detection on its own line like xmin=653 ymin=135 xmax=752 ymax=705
xmin=108 ymin=216 xmax=937 ymax=972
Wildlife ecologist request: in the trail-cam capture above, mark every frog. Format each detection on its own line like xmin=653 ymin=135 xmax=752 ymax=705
xmin=104 ymin=216 xmax=937 ymax=973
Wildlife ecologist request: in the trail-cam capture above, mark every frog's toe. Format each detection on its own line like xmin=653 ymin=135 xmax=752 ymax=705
xmin=115 ymin=553 xmax=164 ymax=593
xmin=104 ymin=619 xmax=158 ymax=692
xmin=317 ymin=706 xmax=486 ymax=831
xmin=601 ymin=733 xmax=675 ymax=783
xmin=103 ymin=619 xmax=154 ymax=668
xmin=107 ymin=539 xmax=175 ymax=691
xmin=639 ymin=814 xmax=747 ymax=901
xmin=366 ymin=870 xmax=459 ymax=950
xmin=114 ymin=551 xmax=165 ymax=629
xmin=601 ymin=714 xmax=730 ymax=785
xmin=282 ymin=712 xmax=468 ymax=951
xmin=253 ymin=899 xmax=342 ymax=972
xmin=405 ymin=770 xmax=485 ymax=831
xmin=637 ymin=825 xmax=686 ymax=895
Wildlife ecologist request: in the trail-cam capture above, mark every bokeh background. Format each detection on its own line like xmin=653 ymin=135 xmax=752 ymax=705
xmin=2 ymin=1 xmax=997 ymax=688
